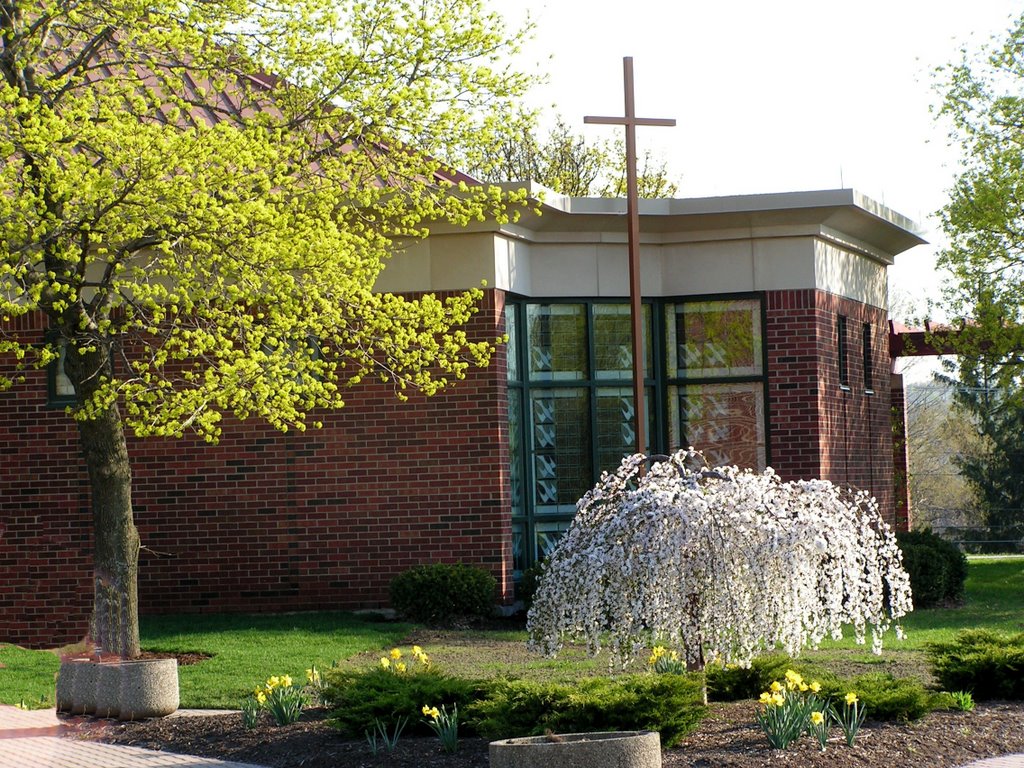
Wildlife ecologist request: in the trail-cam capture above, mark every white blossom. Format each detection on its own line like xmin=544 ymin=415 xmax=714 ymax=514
xmin=526 ymin=449 xmax=914 ymax=670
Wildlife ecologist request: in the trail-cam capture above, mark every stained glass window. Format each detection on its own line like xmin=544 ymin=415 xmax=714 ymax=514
xmin=669 ymin=382 xmax=766 ymax=469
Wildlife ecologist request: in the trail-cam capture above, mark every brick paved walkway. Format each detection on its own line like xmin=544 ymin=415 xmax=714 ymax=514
xmin=0 ymin=706 xmax=266 ymax=768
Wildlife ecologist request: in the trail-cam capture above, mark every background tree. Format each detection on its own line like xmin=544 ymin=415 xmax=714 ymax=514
xmin=0 ymin=0 xmax=533 ymax=657
xmin=904 ymin=381 xmax=981 ymax=532
xmin=935 ymin=13 xmax=1024 ymax=548
xmin=468 ymin=115 xmax=679 ymax=197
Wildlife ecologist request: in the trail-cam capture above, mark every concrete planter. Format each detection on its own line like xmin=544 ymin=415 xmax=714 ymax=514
xmin=116 ymin=658 xmax=179 ymax=720
xmin=94 ymin=662 xmax=122 ymax=719
xmin=55 ymin=658 xmax=90 ymax=713
xmin=489 ymin=731 xmax=661 ymax=768
xmin=70 ymin=659 xmax=100 ymax=715
xmin=56 ymin=657 xmax=179 ymax=720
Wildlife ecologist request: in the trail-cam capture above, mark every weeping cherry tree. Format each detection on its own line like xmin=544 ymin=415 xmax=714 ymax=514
xmin=528 ymin=450 xmax=913 ymax=690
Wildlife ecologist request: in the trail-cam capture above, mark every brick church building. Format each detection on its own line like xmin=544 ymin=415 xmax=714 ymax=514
xmin=1 ymin=185 xmax=924 ymax=648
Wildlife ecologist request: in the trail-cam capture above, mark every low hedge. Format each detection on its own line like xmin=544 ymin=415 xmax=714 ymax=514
xmin=896 ymin=529 xmax=968 ymax=608
xmin=389 ymin=562 xmax=496 ymax=625
xmin=927 ymin=630 xmax=1024 ymax=700
xmin=468 ymin=674 xmax=707 ymax=748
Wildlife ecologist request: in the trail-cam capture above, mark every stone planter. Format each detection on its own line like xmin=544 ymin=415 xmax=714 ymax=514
xmin=56 ymin=657 xmax=179 ymax=720
xmin=489 ymin=731 xmax=661 ymax=768
xmin=70 ymin=659 xmax=100 ymax=715
xmin=117 ymin=658 xmax=179 ymax=720
xmin=94 ymin=662 xmax=122 ymax=719
xmin=55 ymin=658 xmax=90 ymax=713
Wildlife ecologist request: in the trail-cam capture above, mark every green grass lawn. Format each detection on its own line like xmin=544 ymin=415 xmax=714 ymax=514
xmin=0 ymin=612 xmax=412 ymax=710
xmin=2 ymin=557 xmax=1021 ymax=710
xmin=140 ymin=612 xmax=414 ymax=709
xmin=814 ymin=555 xmax=1024 ymax=652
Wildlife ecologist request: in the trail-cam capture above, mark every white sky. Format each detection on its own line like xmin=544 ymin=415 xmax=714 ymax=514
xmin=504 ymin=0 xmax=1020 ymax=330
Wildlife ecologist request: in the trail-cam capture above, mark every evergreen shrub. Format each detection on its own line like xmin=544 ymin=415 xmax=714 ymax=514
xmin=706 ymin=654 xmax=839 ymax=701
xmin=389 ymin=562 xmax=496 ymax=624
xmin=927 ymin=630 xmax=1024 ymax=700
xmin=323 ymin=667 xmax=482 ymax=737
xmin=896 ymin=529 xmax=968 ymax=607
xmin=467 ymin=674 xmax=707 ymax=747
xmin=820 ymin=672 xmax=933 ymax=721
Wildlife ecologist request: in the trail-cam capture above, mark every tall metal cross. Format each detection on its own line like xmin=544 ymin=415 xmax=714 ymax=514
xmin=585 ymin=57 xmax=675 ymax=457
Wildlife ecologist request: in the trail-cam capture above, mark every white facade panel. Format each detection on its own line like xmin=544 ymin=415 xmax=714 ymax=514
xmin=814 ymin=240 xmax=889 ymax=309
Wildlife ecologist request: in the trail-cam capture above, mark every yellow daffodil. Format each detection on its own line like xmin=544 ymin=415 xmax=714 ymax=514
xmin=380 ymin=657 xmax=390 ymax=670
xmin=306 ymin=667 xmax=321 ymax=684
xmin=810 ymin=681 xmax=822 ymax=693
xmin=390 ymin=648 xmax=402 ymax=660
xmin=770 ymin=681 xmax=783 ymax=693
xmin=412 ymin=646 xmax=424 ymax=656
xmin=770 ymin=693 xmax=785 ymax=707
xmin=266 ymin=676 xmax=280 ymax=689
xmin=422 ymin=705 xmax=440 ymax=719
xmin=810 ymin=711 xmax=825 ymax=725
xmin=799 ymin=682 xmax=809 ymax=692
xmin=254 ymin=689 xmax=267 ymax=705
xmin=396 ymin=662 xmax=407 ymax=673
xmin=758 ymin=692 xmax=772 ymax=704
xmin=845 ymin=692 xmax=859 ymax=706
xmin=785 ymin=670 xmax=803 ymax=690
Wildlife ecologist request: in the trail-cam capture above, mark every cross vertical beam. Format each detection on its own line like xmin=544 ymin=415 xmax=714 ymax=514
xmin=585 ymin=57 xmax=675 ymax=458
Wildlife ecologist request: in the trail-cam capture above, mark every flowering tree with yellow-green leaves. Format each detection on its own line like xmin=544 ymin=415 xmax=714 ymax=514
xmin=527 ymin=450 xmax=913 ymax=690
xmin=0 ymin=0 xmax=534 ymax=657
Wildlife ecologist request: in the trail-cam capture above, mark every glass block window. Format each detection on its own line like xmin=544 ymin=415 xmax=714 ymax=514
xmin=596 ymin=386 xmax=653 ymax=474
xmin=593 ymin=304 xmax=652 ymax=379
xmin=535 ymin=520 xmax=572 ymax=562
xmin=531 ymin=388 xmax=591 ymax=514
xmin=511 ymin=521 xmax=526 ymax=579
xmin=527 ymin=304 xmax=587 ymax=381
xmin=668 ymin=299 xmax=762 ymax=378
xmin=505 ymin=295 xmax=765 ymax=573
xmin=669 ymin=382 xmax=766 ymax=469
xmin=508 ymin=388 xmax=524 ymax=516
xmin=505 ymin=303 xmax=519 ymax=382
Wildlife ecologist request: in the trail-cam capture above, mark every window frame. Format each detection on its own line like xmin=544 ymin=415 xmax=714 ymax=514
xmin=837 ymin=315 xmax=850 ymax=390
xmin=505 ymin=292 xmax=770 ymax=574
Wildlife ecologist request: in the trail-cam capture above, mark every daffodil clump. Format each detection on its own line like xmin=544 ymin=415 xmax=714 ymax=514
xmin=379 ymin=645 xmax=430 ymax=675
xmin=528 ymin=449 xmax=912 ymax=671
xmin=755 ymin=670 xmax=825 ymax=750
xmin=241 ymin=673 xmax=308 ymax=728
xmin=422 ymin=703 xmax=459 ymax=753
xmin=834 ymin=691 xmax=866 ymax=746
xmin=647 ymin=645 xmax=686 ymax=674
xmin=755 ymin=670 xmax=866 ymax=751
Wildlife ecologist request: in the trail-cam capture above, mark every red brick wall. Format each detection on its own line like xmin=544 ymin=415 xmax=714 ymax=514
xmin=1 ymin=291 xmax=511 ymax=649
xmin=766 ymin=289 xmax=896 ymax=523
xmin=2 ymin=284 xmax=902 ymax=649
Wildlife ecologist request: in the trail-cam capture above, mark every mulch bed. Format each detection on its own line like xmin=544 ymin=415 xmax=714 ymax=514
xmin=76 ymin=700 xmax=1024 ymax=768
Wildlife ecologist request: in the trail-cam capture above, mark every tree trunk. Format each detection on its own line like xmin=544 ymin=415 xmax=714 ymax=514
xmin=77 ymin=397 xmax=141 ymax=659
